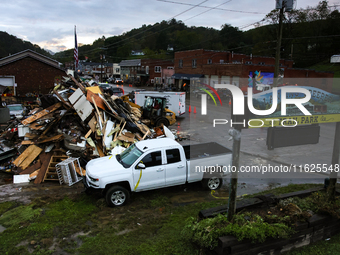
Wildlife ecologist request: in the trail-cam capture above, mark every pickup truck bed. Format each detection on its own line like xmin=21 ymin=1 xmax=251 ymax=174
xmin=183 ymin=142 xmax=232 ymax=160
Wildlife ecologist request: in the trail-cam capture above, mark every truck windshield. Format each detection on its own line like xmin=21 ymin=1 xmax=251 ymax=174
xmin=117 ymin=144 xmax=143 ymax=168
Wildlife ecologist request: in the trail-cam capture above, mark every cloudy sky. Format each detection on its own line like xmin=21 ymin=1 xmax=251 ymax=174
xmin=1 ymin=0 xmax=339 ymax=53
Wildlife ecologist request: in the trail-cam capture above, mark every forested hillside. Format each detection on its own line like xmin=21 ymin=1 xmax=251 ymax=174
xmin=0 ymin=31 xmax=51 ymax=59
xmin=1 ymin=1 xmax=339 ymax=69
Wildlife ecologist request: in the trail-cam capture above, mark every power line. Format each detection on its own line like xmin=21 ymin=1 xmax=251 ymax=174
xmin=79 ymin=0 xmax=209 ymax=55
xmin=157 ymin=0 xmax=265 ymax=14
xmin=183 ymin=0 xmax=232 ymax=22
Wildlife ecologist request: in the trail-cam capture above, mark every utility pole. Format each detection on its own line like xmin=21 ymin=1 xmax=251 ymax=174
xmin=227 ymin=126 xmax=242 ymax=221
xmin=100 ymin=54 xmax=104 ymax=83
xmin=273 ymin=2 xmax=285 ymax=87
xmin=99 ymin=47 xmax=107 ymax=83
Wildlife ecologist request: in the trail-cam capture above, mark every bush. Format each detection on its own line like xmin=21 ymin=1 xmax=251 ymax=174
xmin=182 ymin=212 xmax=295 ymax=249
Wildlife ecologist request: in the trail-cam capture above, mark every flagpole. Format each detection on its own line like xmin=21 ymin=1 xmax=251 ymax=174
xmin=74 ymin=25 xmax=78 ymax=71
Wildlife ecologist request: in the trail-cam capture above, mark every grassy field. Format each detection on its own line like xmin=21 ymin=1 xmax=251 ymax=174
xmin=0 ymin=183 xmax=339 ymax=255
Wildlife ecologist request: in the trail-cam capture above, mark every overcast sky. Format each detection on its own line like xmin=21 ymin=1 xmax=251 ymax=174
xmin=1 ymin=0 xmax=339 ymax=53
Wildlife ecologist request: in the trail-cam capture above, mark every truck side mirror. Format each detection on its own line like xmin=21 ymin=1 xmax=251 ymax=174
xmin=137 ymin=163 xmax=146 ymax=169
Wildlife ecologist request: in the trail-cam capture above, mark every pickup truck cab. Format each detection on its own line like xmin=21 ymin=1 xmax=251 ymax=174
xmin=84 ymin=138 xmax=232 ymax=207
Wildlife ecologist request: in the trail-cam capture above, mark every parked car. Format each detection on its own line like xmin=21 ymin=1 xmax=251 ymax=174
xmin=99 ymin=84 xmax=124 ymax=97
xmin=7 ymin=104 xmax=26 ymax=119
xmin=84 ymin=138 xmax=232 ymax=207
xmin=114 ymin=78 xmax=124 ymax=85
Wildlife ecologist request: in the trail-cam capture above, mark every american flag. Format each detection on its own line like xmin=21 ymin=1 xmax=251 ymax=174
xmin=74 ymin=26 xmax=78 ymax=69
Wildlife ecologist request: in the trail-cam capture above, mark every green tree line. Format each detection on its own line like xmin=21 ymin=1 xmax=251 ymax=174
xmin=1 ymin=1 xmax=339 ymax=69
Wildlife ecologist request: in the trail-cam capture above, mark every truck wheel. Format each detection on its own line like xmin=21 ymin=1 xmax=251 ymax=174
xmin=105 ymin=186 xmax=130 ymax=207
xmin=156 ymin=117 xmax=169 ymax=127
xmin=202 ymin=176 xmax=222 ymax=190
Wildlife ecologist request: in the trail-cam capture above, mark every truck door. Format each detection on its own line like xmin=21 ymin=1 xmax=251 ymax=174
xmin=165 ymin=148 xmax=186 ymax=186
xmin=133 ymin=150 xmax=165 ymax=191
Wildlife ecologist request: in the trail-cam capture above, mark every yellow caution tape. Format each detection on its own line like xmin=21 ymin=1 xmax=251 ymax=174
xmin=134 ymin=170 xmax=143 ymax=191
xmin=211 ymin=190 xmax=229 ymax=199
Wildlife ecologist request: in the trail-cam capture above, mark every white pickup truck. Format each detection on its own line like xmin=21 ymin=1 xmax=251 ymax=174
xmin=84 ymin=138 xmax=232 ymax=207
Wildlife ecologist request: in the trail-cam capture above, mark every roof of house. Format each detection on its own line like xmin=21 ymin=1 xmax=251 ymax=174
xmin=119 ymin=59 xmax=141 ymax=67
xmin=0 ymin=49 xmax=63 ymax=70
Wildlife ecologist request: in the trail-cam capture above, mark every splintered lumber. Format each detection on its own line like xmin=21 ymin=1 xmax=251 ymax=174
xmin=87 ymin=90 xmax=106 ymax=110
xmin=142 ymin=130 xmax=150 ymax=140
xmin=84 ymin=129 xmax=92 ymax=139
xmin=21 ymin=102 xmax=62 ymax=126
xmin=13 ymin=145 xmax=42 ymax=168
xmin=24 ymin=133 xmax=38 ymax=139
xmin=68 ymin=74 xmax=86 ymax=93
xmin=92 ymin=96 xmax=104 ymax=126
xmin=96 ymin=144 xmax=105 ymax=157
xmin=21 ymin=141 xmax=34 ymax=145
xmin=34 ymin=152 xmax=53 ymax=184
xmin=20 ymin=146 xmax=43 ymax=170
xmin=29 ymin=169 xmax=40 ymax=180
xmin=53 ymin=90 xmax=72 ymax=108
xmin=88 ymin=116 xmax=97 ymax=132
xmin=98 ymin=93 xmax=118 ymax=116
xmin=19 ymin=160 xmax=41 ymax=175
xmin=28 ymin=122 xmax=46 ymax=130
xmin=37 ymin=134 xmax=64 ymax=144
xmin=117 ymin=133 xmax=135 ymax=143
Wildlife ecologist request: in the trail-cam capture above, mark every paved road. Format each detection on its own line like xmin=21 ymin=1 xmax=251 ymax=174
xmin=121 ymin=85 xmax=336 ymax=194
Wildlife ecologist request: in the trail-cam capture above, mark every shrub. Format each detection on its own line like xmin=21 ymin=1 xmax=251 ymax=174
xmin=182 ymin=212 xmax=295 ymax=249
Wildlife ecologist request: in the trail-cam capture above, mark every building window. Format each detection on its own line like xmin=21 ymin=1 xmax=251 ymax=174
xmin=167 ymin=66 xmax=174 ymax=69
xmin=146 ymin=66 xmax=149 ymax=74
xmin=115 ymin=68 xmax=120 ymax=73
xmin=207 ymin=59 xmax=212 ymax=64
xmin=258 ymin=62 xmax=265 ymax=65
xmin=245 ymin=61 xmax=252 ymax=65
xmin=192 ymin=59 xmax=197 ymax=68
xmin=155 ymin=66 xmax=161 ymax=73
xmin=220 ymin=59 xmax=224 ymax=64
xmin=179 ymin=59 xmax=183 ymax=68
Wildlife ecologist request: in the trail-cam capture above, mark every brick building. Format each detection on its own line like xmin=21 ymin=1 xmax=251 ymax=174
xmin=173 ymin=49 xmax=333 ymax=92
xmin=0 ymin=49 xmax=65 ymax=95
xmin=119 ymin=58 xmax=174 ymax=86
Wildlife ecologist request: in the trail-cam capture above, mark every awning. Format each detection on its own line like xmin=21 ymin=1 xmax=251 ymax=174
xmin=171 ymin=73 xmax=204 ymax=80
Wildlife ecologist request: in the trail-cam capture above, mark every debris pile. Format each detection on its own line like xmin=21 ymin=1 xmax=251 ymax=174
xmin=0 ymin=72 xmax=179 ymax=185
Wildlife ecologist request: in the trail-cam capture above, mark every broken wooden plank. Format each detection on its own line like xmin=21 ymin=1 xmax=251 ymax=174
xmin=34 ymin=152 xmax=53 ymax=184
xmin=24 ymin=133 xmax=38 ymax=139
xmin=28 ymin=108 xmax=41 ymax=115
xmin=19 ymin=160 xmax=41 ymax=175
xmin=84 ymin=129 xmax=92 ymax=139
xmin=117 ymin=134 xmax=135 ymax=143
xmin=21 ymin=102 xmax=62 ymax=126
xmin=19 ymin=146 xmax=43 ymax=170
xmin=87 ymin=90 xmax=106 ymax=110
xmin=53 ymin=90 xmax=72 ymax=108
xmin=29 ymin=169 xmax=40 ymax=180
xmin=98 ymin=93 xmax=118 ymax=116
xmin=13 ymin=145 xmax=40 ymax=167
xmin=21 ymin=140 xmax=34 ymax=145
xmin=68 ymin=74 xmax=86 ymax=93
xmin=96 ymin=144 xmax=105 ymax=157
xmin=37 ymin=134 xmax=64 ymax=144
xmin=88 ymin=116 xmax=97 ymax=133
xmin=92 ymin=96 xmax=104 ymax=127
xmin=142 ymin=130 xmax=150 ymax=140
